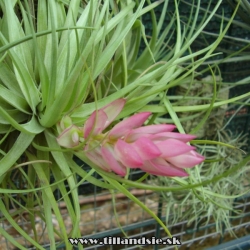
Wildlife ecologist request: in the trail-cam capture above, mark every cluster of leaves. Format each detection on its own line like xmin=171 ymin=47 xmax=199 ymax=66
xmin=156 ymin=130 xmax=250 ymax=235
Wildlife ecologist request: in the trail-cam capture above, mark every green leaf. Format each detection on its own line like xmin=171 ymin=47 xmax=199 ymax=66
xmin=0 ymin=132 xmax=34 ymax=183
xmin=0 ymin=199 xmax=44 ymax=250
xmin=0 ymin=63 xmax=23 ymax=95
xmin=27 ymin=152 xmax=70 ymax=249
xmin=44 ymin=130 xmax=81 ymax=239
xmin=0 ymin=108 xmax=27 ymax=125
xmin=0 ymin=84 xmax=30 ymax=113
xmin=101 ymin=174 xmax=176 ymax=248
xmin=0 ymin=33 xmax=40 ymax=113
xmin=0 ymin=107 xmax=44 ymax=134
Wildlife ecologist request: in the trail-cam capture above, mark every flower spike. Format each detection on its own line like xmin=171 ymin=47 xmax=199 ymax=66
xmin=57 ymin=98 xmax=205 ymax=177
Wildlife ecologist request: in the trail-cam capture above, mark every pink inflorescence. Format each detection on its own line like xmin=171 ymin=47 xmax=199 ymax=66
xmin=57 ymin=99 xmax=204 ymax=177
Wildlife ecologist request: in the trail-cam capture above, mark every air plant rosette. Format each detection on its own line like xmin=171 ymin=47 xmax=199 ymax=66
xmin=155 ymin=130 xmax=250 ymax=236
xmin=0 ymin=0 xmax=250 ymax=249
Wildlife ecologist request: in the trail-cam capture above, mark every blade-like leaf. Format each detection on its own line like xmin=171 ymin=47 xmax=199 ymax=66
xmin=0 ymin=132 xmax=34 ymax=177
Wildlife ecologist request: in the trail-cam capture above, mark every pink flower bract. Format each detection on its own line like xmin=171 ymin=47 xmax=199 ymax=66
xmin=57 ymin=98 xmax=205 ymax=177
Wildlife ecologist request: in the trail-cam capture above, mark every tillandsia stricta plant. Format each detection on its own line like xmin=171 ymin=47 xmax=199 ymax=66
xmin=1 ymin=0 xmax=250 ymax=249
